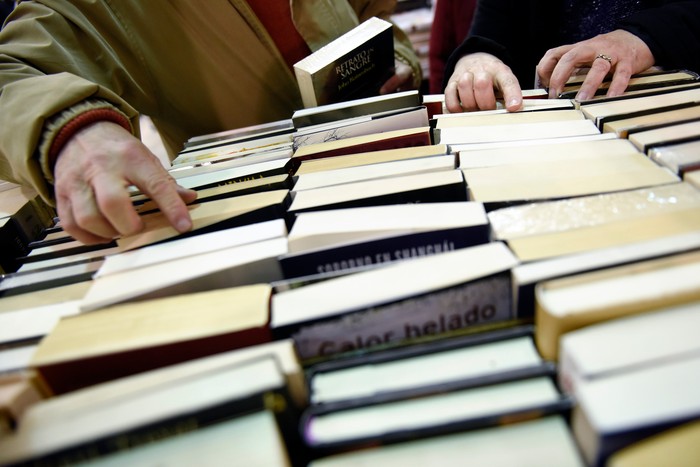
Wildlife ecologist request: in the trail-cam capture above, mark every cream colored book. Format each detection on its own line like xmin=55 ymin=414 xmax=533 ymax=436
xmin=287 ymin=170 xmax=466 ymax=214
xmin=295 ymin=144 xmax=449 ymax=175
xmin=116 ymin=189 xmax=289 ymax=252
xmin=286 ymin=202 xmax=487 ymax=254
xmin=534 ymin=250 xmax=700 ymax=361
xmin=649 ymin=140 xmax=700 ymax=174
xmin=32 ymin=284 xmax=274 ymax=394
xmin=458 ymin=137 xmax=636 ymax=169
xmin=436 ymin=119 xmax=600 ymax=145
xmin=488 ymin=182 xmax=700 ymax=262
xmin=463 ymin=151 xmax=677 ymax=205
xmin=602 ymin=104 xmax=700 ymax=137
xmin=685 ymin=169 xmax=700 ymax=188
xmin=628 ymin=120 xmax=700 ymax=152
xmin=310 ymin=416 xmax=584 ymax=467
xmin=80 ymin=236 xmax=286 ymax=312
xmin=580 ymin=86 xmax=700 ymax=127
xmin=435 ymin=109 xmax=585 ymax=128
xmin=559 ymin=302 xmax=700 ymax=397
xmin=292 ymin=154 xmax=455 ymax=191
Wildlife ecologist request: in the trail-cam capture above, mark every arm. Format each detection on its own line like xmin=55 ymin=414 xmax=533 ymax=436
xmin=0 ymin=1 xmax=193 ymax=243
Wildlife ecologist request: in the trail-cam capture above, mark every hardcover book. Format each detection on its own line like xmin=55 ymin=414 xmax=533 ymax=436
xmin=294 ymin=17 xmax=395 ymax=108
xmin=31 ymin=284 xmax=274 ymax=394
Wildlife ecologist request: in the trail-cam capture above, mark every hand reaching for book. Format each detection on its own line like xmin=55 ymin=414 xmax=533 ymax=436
xmin=53 ymin=122 xmax=196 ymax=244
xmin=444 ymin=52 xmax=523 ymax=113
xmin=536 ymin=29 xmax=655 ymax=101
xmin=379 ymin=62 xmax=418 ymax=94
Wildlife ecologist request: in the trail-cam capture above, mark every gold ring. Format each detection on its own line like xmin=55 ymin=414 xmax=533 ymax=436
xmin=595 ymin=53 xmax=613 ymax=64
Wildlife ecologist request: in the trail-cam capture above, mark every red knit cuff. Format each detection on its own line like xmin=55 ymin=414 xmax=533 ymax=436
xmin=48 ymin=108 xmax=131 ymax=172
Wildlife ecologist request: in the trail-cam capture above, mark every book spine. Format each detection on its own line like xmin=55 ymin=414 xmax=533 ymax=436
xmin=23 ymin=390 xmax=295 ymax=467
xmin=288 ymin=178 xmax=468 ymax=216
xmin=277 ymin=272 xmax=514 ymax=361
xmin=280 ymin=225 xmax=490 ymax=279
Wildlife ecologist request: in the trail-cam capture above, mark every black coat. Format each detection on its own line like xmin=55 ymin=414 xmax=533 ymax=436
xmin=443 ymin=0 xmax=700 ymax=89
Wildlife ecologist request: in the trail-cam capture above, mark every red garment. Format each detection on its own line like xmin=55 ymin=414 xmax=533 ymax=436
xmin=246 ymin=0 xmax=312 ymax=71
xmin=428 ymin=0 xmax=477 ymax=93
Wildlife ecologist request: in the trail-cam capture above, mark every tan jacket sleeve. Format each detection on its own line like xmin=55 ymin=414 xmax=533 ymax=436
xmin=0 ymin=1 xmax=142 ymax=203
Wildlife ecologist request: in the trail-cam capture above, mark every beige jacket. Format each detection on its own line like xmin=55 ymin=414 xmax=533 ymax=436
xmin=0 ymin=0 xmax=419 ymax=203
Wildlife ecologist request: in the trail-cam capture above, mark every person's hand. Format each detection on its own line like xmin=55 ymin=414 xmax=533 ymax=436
xmin=380 ymin=61 xmax=417 ymax=94
xmin=537 ymin=29 xmax=655 ymax=101
xmin=444 ymin=52 xmax=523 ymax=112
xmin=53 ymin=121 xmax=197 ymax=244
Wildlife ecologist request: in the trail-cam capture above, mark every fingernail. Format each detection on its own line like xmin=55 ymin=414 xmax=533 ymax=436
xmin=577 ymin=92 xmax=589 ymax=101
xmin=176 ymin=218 xmax=192 ymax=233
xmin=508 ymin=98 xmax=521 ymax=109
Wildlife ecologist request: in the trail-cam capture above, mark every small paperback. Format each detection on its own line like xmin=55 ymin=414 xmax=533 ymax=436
xmin=294 ymin=17 xmax=395 ymax=108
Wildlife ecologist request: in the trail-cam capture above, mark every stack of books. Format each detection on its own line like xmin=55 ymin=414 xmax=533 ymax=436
xmin=1 ymin=67 xmax=700 ymax=465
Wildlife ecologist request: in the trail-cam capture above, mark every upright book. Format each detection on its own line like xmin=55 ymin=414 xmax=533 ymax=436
xmin=294 ymin=17 xmax=395 ymax=108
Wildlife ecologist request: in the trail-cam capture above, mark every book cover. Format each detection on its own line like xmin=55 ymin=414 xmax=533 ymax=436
xmin=1 ymin=357 xmax=299 ymax=465
xmin=31 ymin=284 xmax=274 ymax=394
xmin=294 ymin=17 xmax=395 ymax=108
xmin=271 ymin=242 xmax=519 ymax=362
xmin=291 ymin=90 xmax=421 ymax=129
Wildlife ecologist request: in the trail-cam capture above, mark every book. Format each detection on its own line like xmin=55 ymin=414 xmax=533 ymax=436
xmin=601 ymin=103 xmax=700 ymax=137
xmin=0 ymin=260 xmax=102 ymax=299
xmin=685 ymin=168 xmax=700 ymax=188
xmin=0 ymin=281 xmax=91 ymax=314
xmin=168 ymin=147 xmax=292 ymax=181
xmin=434 ymin=108 xmax=585 ymax=129
xmin=116 ymin=189 xmax=290 ymax=252
xmin=293 ymin=105 xmax=429 ymax=151
xmin=0 ymin=356 xmax=299 ymax=465
xmin=458 ymin=137 xmax=642 ymax=169
xmin=488 ymin=182 xmax=700 ymax=262
xmin=534 ymin=250 xmax=700 ymax=361
xmin=648 ymin=139 xmax=700 ymax=175
xmin=287 ymin=170 xmax=467 ymax=215
xmin=291 ymin=90 xmax=421 ymax=129
xmin=71 ymin=410 xmax=295 ymax=467
xmin=307 ymin=326 xmax=545 ymax=407
xmin=560 ymin=69 xmax=700 ymax=99
xmin=606 ymin=419 xmax=700 ymax=467
xmin=182 ymin=118 xmax=294 ymax=149
xmin=432 ymin=98 xmax=574 ymax=122
xmin=18 ymin=238 xmax=116 ymax=264
xmin=295 ymin=143 xmax=449 ymax=176
xmin=294 ymin=17 xmax=395 ymax=108
xmin=134 ymin=173 xmax=292 ymax=215
xmin=172 ymin=157 xmax=293 ymax=191
xmin=271 ymin=242 xmax=519 ymax=361
xmin=308 ymin=416 xmax=584 ymax=467
xmin=171 ymin=135 xmax=293 ymax=169
xmin=79 ymin=236 xmax=287 ymax=312
xmin=435 ymin=119 xmax=600 ymax=145
xmin=96 ymin=219 xmax=286 ymax=279
xmin=31 ymin=284 xmax=274 ymax=394
xmin=280 ymin=202 xmax=489 ymax=277
xmin=0 ymin=191 xmax=55 ymax=273
xmin=20 ymin=339 xmax=306 ymax=427
xmin=572 ymin=352 xmax=700 ymax=466
xmin=0 ymin=299 xmax=81 ymax=347
xmin=292 ymin=154 xmax=455 ymax=191
xmin=512 ymin=231 xmax=700 ymax=318
xmin=462 ymin=149 xmax=679 ymax=208
xmin=450 ymin=132 xmax=616 ymax=155
xmin=559 ymin=301 xmax=700 ymax=398
xmin=291 ymin=126 xmax=432 ymax=166
xmin=627 ymin=120 xmax=700 ymax=153
xmin=579 ymin=86 xmax=700 ymax=128
xmin=303 ymin=373 xmax=570 ymax=452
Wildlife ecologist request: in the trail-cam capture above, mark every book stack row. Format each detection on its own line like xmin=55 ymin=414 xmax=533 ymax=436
xmin=1 ymin=70 xmax=700 ymax=466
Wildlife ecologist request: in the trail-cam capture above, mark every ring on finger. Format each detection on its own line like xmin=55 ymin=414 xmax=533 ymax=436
xmin=595 ymin=53 xmax=613 ymax=65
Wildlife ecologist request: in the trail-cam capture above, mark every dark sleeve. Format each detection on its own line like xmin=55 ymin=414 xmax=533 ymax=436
xmin=619 ymin=1 xmax=700 ymax=73
xmin=441 ymin=0 xmax=555 ymax=91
